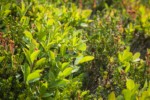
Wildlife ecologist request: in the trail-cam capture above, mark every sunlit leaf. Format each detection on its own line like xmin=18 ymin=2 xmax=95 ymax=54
xmin=47 ymin=19 xmax=54 ymax=26
xmin=30 ymin=50 xmax=40 ymax=64
xmin=81 ymin=91 xmax=89 ymax=97
xmin=78 ymin=56 xmax=94 ymax=64
xmin=59 ymin=67 xmax=73 ymax=78
xmin=36 ymin=22 xmax=42 ymax=32
xmin=72 ymin=66 xmax=80 ymax=73
xmin=21 ymin=64 xmax=30 ymax=82
xmin=119 ymin=49 xmax=133 ymax=62
xmin=34 ymin=58 xmax=46 ymax=69
xmin=4 ymin=10 xmax=11 ymax=17
xmin=23 ymin=48 xmax=32 ymax=65
xmin=61 ymin=62 xmax=69 ymax=70
xmin=81 ymin=9 xmax=92 ymax=18
xmin=108 ymin=91 xmax=116 ymax=100
xmin=24 ymin=30 xmax=33 ymax=40
xmin=75 ymin=55 xmax=94 ymax=65
xmin=123 ymin=50 xmax=133 ymax=61
xmin=74 ymin=55 xmax=83 ymax=65
xmin=49 ymin=51 xmax=55 ymax=60
xmin=50 ymin=79 xmax=68 ymax=89
xmin=26 ymin=69 xmax=43 ymax=84
xmin=132 ymin=52 xmax=140 ymax=62
xmin=0 ymin=56 xmax=5 ymax=62
xmin=60 ymin=44 xmax=66 ymax=56
xmin=77 ymin=42 xmax=86 ymax=51
xmin=125 ymin=62 xmax=130 ymax=73
xmin=122 ymin=89 xmax=132 ymax=100
xmin=126 ymin=79 xmax=135 ymax=90
xmin=116 ymin=95 xmax=124 ymax=100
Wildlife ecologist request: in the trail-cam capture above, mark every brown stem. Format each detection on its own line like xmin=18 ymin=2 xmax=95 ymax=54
xmin=79 ymin=0 xmax=82 ymax=9
xmin=9 ymin=40 xmax=15 ymax=55
xmin=93 ymin=0 xmax=96 ymax=9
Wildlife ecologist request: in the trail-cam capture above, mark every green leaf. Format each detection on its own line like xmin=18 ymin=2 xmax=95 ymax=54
xmin=63 ymin=67 xmax=73 ymax=77
xmin=74 ymin=55 xmax=83 ymax=65
xmin=119 ymin=49 xmax=133 ymax=62
xmin=49 ymin=51 xmax=55 ymax=60
xmin=49 ymin=71 xmax=55 ymax=81
xmin=23 ymin=48 xmax=32 ymax=65
xmin=21 ymin=1 xmax=25 ymax=15
xmin=30 ymin=50 xmax=40 ymax=64
xmin=77 ymin=42 xmax=86 ymax=51
xmin=141 ymin=91 xmax=150 ymax=100
xmin=81 ymin=9 xmax=92 ymax=18
xmin=132 ymin=52 xmax=140 ymax=62
xmin=24 ymin=30 xmax=33 ymax=40
xmin=123 ymin=50 xmax=132 ymax=61
xmin=72 ymin=66 xmax=80 ymax=73
xmin=143 ymin=80 xmax=148 ymax=89
xmin=59 ymin=67 xmax=73 ymax=78
xmin=126 ymin=79 xmax=135 ymax=90
xmin=21 ymin=64 xmax=30 ymax=82
xmin=118 ymin=53 xmax=123 ymax=62
xmin=79 ymin=56 xmax=94 ymax=64
xmin=4 ymin=10 xmax=11 ymax=17
xmin=47 ymin=19 xmax=54 ymax=26
xmin=61 ymin=62 xmax=69 ymax=70
xmin=81 ymin=91 xmax=89 ymax=97
xmin=0 ymin=56 xmax=5 ymax=62
xmin=75 ymin=55 xmax=94 ymax=65
xmin=45 ymin=42 xmax=55 ymax=51
xmin=122 ymin=89 xmax=132 ymax=100
xmin=108 ymin=91 xmax=116 ymax=100
xmin=116 ymin=95 xmax=124 ymax=100
xmin=72 ymin=37 xmax=77 ymax=46
xmin=139 ymin=5 xmax=145 ymax=15
xmin=60 ymin=44 xmax=66 ymax=56
xmin=36 ymin=22 xmax=42 ymax=32
xmin=26 ymin=69 xmax=43 ymax=84
xmin=20 ymin=16 xmax=30 ymax=26
xmin=125 ymin=62 xmax=130 ymax=73
xmin=34 ymin=58 xmax=46 ymax=69
xmin=50 ymin=79 xmax=68 ymax=89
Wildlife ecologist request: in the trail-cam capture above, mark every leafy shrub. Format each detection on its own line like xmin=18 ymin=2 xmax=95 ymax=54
xmin=0 ymin=0 xmax=93 ymax=99
xmin=0 ymin=0 xmax=150 ymax=100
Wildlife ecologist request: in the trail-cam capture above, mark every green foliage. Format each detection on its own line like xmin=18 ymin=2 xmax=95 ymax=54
xmin=0 ymin=0 xmax=150 ymax=99
xmin=0 ymin=0 xmax=93 ymax=99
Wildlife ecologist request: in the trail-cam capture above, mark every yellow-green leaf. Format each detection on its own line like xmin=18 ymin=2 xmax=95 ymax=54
xmin=0 ymin=56 xmax=5 ymax=62
xmin=59 ymin=67 xmax=73 ymax=78
xmin=61 ymin=62 xmax=69 ymax=70
xmin=78 ymin=43 xmax=86 ymax=51
xmin=26 ymin=70 xmax=43 ymax=84
xmin=21 ymin=64 xmax=30 ymax=82
xmin=30 ymin=50 xmax=40 ymax=64
xmin=23 ymin=48 xmax=31 ymax=65
xmin=49 ymin=51 xmax=55 ymax=60
xmin=126 ymin=79 xmax=135 ymax=90
xmin=133 ymin=52 xmax=140 ymax=62
xmin=24 ymin=30 xmax=33 ymax=40
xmin=79 ymin=56 xmax=94 ymax=64
xmin=108 ymin=91 xmax=116 ymax=100
xmin=81 ymin=9 xmax=92 ymax=18
xmin=34 ymin=58 xmax=46 ymax=69
xmin=47 ymin=19 xmax=54 ymax=26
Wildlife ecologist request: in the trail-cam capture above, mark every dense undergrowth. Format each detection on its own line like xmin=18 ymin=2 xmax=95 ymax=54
xmin=0 ymin=0 xmax=150 ymax=99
